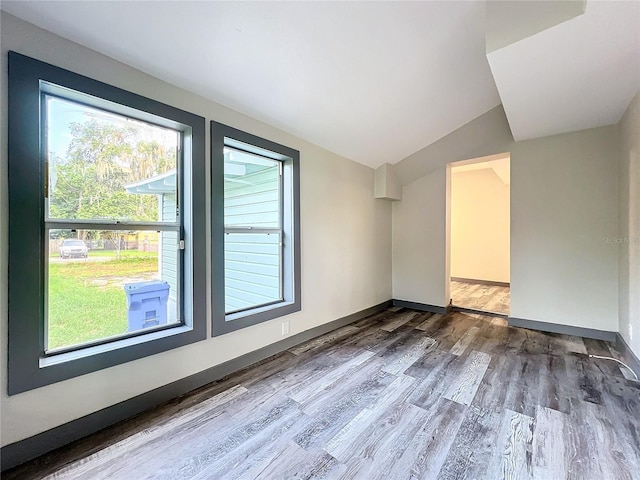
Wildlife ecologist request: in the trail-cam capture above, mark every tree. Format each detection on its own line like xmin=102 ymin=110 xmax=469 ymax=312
xmin=50 ymin=119 xmax=176 ymax=221
xmin=49 ymin=118 xmax=176 ymax=249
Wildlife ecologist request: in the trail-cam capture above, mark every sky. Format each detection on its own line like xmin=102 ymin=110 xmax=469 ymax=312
xmin=45 ymin=95 xmax=179 ymax=194
xmin=46 ymin=96 xmax=87 ymax=160
xmin=46 ymin=95 xmax=179 ymax=160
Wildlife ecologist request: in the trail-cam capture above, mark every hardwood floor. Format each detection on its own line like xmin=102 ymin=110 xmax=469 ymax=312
xmin=450 ymin=280 xmax=510 ymax=314
xmin=5 ymin=308 xmax=639 ymax=480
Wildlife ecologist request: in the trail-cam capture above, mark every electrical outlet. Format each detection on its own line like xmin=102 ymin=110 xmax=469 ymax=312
xmin=281 ymin=320 xmax=290 ymax=336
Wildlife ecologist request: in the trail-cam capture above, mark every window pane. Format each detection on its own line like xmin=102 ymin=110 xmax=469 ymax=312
xmin=47 ymin=229 xmax=179 ymax=351
xmin=225 ymin=232 xmax=282 ymax=314
xmin=224 ymin=148 xmax=280 ymax=228
xmin=45 ymin=96 xmax=179 ymax=222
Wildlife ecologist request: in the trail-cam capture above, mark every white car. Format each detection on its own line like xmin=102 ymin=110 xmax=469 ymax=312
xmin=59 ymin=239 xmax=89 ymax=259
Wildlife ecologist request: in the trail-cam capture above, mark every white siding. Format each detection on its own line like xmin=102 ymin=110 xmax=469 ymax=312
xmin=224 ymin=169 xmax=279 ymax=228
xmin=161 ymin=194 xmax=178 ymax=321
xmin=225 ymin=233 xmax=280 ymax=312
xmin=224 ymin=169 xmax=281 ymax=312
xmin=162 ymin=193 xmax=177 ymax=223
xmin=158 ymin=172 xmax=282 ymax=315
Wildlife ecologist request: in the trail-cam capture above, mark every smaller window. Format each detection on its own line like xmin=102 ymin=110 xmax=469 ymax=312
xmin=211 ymin=122 xmax=301 ymax=335
xmin=224 ymin=148 xmax=283 ymax=314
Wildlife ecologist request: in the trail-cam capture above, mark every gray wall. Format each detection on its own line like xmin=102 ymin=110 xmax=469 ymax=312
xmin=0 ymin=13 xmax=392 ymax=447
xmin=618 ymin=89 xmax=640 ymax=358
xmin=393 ymin=171 xmax=447 ymax=304
xmin=393 ymin=105 xmax=620 ymax=333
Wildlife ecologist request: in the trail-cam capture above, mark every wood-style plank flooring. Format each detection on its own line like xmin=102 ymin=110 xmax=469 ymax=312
xmin=5 ymin=308 xmax=639 ymax=480
xmin=450 ymin=280 xmax=510 ymax=315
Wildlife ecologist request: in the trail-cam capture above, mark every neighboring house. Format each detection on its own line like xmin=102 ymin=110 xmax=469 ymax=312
xmin=126 ymin=155 xmax=281 ymax=315
xmin=125 ymin=170 xmax=178 ymax=322
xmin=223 ymin=150 xmax=282 ymax=314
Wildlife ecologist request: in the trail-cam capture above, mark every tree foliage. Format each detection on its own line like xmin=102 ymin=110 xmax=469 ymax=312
xmin=50 ymin=119 xmax=177 ymax=223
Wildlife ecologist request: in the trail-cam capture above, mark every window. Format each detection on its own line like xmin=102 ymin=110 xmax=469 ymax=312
xmin=211 ymin=122 xmax=300 ymax=335
xmin=45 ymin=96 xmax=183 ymax=352
xmin=8 ymin=52 xmax=206 ymax=394
xmin=224 ymin=149 xmax=283 ymax=313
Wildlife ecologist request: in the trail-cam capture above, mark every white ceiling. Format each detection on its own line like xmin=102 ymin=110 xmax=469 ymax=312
xmin=2 ymin=1 xmax=639 ymax=169
xmin=487 ymin=0 xmax=640 ymax=141
xmin=1 ymin=1 xmax=501 ymax=168
xmin=452 ymin=157 xmax=510 ymax=185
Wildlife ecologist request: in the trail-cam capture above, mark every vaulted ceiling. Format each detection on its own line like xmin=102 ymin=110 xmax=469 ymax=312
xmin=2 ymin=1 xmax=639 ymax=169
xmin=487 ymin=0 xmax=640 ymax=141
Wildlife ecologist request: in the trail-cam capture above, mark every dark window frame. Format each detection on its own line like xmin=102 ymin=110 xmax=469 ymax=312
xmin=41 ymin=88 xmax=185 ymax=355
xmin=7 ymin=52 xmax=206 ymax=395
xmin=211 ymin=121 xmax=301 ymax=336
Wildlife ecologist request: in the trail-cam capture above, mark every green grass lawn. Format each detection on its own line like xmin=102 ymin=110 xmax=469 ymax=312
xmin=48 ymin=256 xmax=159 ymax=350
xmin=49 ymin=249 xmax=158 ymax=259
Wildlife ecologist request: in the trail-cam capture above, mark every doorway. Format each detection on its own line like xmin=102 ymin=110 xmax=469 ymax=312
xmin=446 ymin=153 xmax=510 ymax=316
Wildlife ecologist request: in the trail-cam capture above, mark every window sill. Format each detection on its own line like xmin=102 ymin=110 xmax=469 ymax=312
xmin=39 ymin=324 xmax=193 ymax=368
xmin=214 ymin=300 xmax=301 ymax=336
xmin=225 ymin=301 xmax=294 ymax=323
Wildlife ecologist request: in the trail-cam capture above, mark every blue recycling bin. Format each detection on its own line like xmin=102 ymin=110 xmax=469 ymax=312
xmin=124 ymin=280 xmax=170 ymax=332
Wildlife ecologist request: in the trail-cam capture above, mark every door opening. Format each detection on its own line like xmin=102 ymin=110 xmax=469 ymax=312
xmin=446 ymin=153 xmax=510 ymax=316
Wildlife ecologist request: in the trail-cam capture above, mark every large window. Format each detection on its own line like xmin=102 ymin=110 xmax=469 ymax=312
xmin=212 ymin=123 xmax=300 ymax=335
xmin=8 ymin=52 xmax=206 ymax=394
xmin=45 ymin=95 xmax=182 ymax=352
